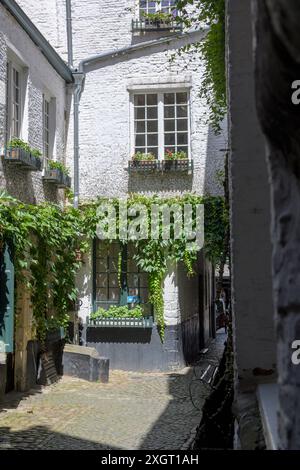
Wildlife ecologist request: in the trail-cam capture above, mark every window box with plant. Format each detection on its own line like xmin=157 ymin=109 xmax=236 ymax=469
xmin=132 ymin=9 xmax=182 ymax=32
xmin=162 ymin=150 xmax=193 ymax=172
xmin=43 ymin=161 xmax=71 ymax=188
xmin=4 ymin=139 xmax=42 ymax=171
xmin=129 ymin=152 xmax=158 ymax=173
xmin=87 ymin=305 xmax=153 ymax=329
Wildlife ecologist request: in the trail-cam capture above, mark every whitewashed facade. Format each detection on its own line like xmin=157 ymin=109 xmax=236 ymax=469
xmin=16 ymin=0 xmax=227 ymax=370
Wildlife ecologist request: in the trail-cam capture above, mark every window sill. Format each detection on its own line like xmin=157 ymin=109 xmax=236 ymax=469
xmin=43 ymin=168 xmax=71 ymax=189
xmin=132 ymin=19 xmax=183 ymax=33
xmin=87 ymin=317 xmax=154 ymax=329
xmin=4 ymin=148 xmax=42 ymax=171
xmin=128 ymin=160 xmax=193 ymax=173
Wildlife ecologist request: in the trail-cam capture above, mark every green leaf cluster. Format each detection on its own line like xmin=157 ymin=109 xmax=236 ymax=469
xmin=90 ymin=305 xmax=144 ymax=321
xmin=48 ymin=160 xmax=70 ymax=176
xmin=7 ymin=138 xmax=42 ymax=159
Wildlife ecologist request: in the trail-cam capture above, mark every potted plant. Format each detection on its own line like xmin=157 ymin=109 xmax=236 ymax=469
xmin=129 ymin=152 xmax=158 ymax=172
xmin=142 ymin=11 xmax=174 ymax=28
xmin=5 ymin=138 xmax=42 ymax=171
xmin=43 ymin=160 xmax=71 ymax=188
xmin=87 ymin=305 xmax=153 ymax=328
xmin=163 ymin=149 xmax=191 ymax=171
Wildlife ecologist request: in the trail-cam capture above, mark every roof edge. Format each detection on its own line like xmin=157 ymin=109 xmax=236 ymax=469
xmin=0 ymin=0 xmax=73 ymax=83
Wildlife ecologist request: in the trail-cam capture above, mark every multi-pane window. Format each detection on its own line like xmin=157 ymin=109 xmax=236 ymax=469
xmin=6 ymin=63 xmax=22 ymax=141
xmin=43 ymin=97 xmax=50 ymax=160
xmin=133 ymin=91 xmax=189 ymax=159
xmin=94 ymin=241 xmax=150 ymax=315
xmin=139 ymin=0 xmax=177 ymax=16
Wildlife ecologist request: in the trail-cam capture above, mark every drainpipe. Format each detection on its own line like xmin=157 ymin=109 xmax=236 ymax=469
xmin=66 ymin=0 xmax=73 ymax=68
xmin=73 ymin=72 xmax=85 ymax=209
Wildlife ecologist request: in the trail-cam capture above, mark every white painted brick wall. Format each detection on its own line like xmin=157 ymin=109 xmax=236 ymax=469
xmin=0 ymin=5 xmax=68 ymax=204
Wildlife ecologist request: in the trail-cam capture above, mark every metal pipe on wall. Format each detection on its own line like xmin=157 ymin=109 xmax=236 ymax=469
xmin=66 ymin=0 xmax=73 ymax=68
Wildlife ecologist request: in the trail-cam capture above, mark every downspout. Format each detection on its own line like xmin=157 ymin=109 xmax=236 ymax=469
xmin=73 ymin=72 xmax=85 ymax=209
xmin=66 ymin=0 xmax=73 ymax=68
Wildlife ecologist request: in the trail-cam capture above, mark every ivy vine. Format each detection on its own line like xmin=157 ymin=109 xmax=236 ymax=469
xmin=0 ymin=191 xmax=227 ymax=342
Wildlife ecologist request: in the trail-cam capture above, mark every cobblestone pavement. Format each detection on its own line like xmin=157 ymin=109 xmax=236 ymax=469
xmin=0 ymin=331 xmax=226 ymax=450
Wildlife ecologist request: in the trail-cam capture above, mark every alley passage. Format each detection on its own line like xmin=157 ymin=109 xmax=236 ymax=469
xmin=0 ymin=333 xmax=225 ymax=450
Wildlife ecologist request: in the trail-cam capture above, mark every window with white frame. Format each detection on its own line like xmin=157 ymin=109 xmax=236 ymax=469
xmin=43 ymin=97 xmax=50 ymax=161
xmin=133 ymin=91 xmax=189 ymax=159
xmin=6 ymin=62 xmax=22 ymax=141
xmin=139 ymin=0 xmax=178 ymax=17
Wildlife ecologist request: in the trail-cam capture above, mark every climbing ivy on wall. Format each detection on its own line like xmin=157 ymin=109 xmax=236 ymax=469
xmin=175 ymin=0 xmax=226 ymax=132
xmin=0 ymin=192 xmax=227 ymax=341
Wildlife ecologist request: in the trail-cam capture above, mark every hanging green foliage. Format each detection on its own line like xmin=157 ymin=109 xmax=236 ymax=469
xmin=175 ymin=0 xmax=226 ymax=132
xmin=0 ymin=191 xmax=227 ymax=341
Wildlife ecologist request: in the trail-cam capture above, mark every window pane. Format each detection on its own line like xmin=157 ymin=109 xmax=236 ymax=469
xmin=147 ymin=94 xmax=157 ymax=106
xmin=177 ymin=106 xmax=188 ymax=118
xmin=164 ymin=93 xmax=175 ymax=105
xmin=128 ymin=274 xmax=139 ymax=288
xmin=96 ymin=274 xmax=107 ymax=288
xmin=177 ymin=119 xmax=188 ymax=131
xmin=165 ymin=133 xmax=176 ymax=146
xmin=96 ymin=288 xmax=107 ymax=301
xmin=164 ymin=106 xmax=175 ymax=119
xmin=147 ymin=120 xmax=158 ymax=133
xmin=109 ymin=289 xmax=120 ymax=302
xmin=109 ymin=258 xmax=118 ymax=272
xmin=147 ymin=107 xmax=158 ymax=119
xmin=177 ymin=133 xmax=188 ymax=145
xmin=109 ymin=274 xmax=119 ymax=288
xmin=135 ymin=121 xmax=145 ymax=133
xmin=164 ymin=120 xmax=175 ymax=132
xmin=136 ymin=134 xmax=145 ymax=146
xmin=134 ymin=94 xmax=145 ymax=106
xmin=96 ymin=259 xmax=107 ymax=272
xmin=135 ymin=107 xmax=145 ymax=120
xmin=148 ymin=134 xmax=158 ymax=146
xmin=176 ymin=92 xmax=188 ymax=104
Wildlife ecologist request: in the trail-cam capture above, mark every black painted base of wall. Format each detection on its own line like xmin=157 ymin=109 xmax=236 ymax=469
xmin=84 ymin=323 xmax=186 ymax=372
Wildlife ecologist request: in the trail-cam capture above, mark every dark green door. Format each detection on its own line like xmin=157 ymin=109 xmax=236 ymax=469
xmin=0 ymin=243 xmax=15 ymax=388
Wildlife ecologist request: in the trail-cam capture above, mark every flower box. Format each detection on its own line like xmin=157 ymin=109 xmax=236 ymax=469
xmin=129 ymin=160 xmax=158 ymax=173
xmin=86 ymin=316 xmax=154 ymax=329
xmin=161 ymin=159 xmax=193 ymax=172
xmin=43 ymin=168 xmax=71 ymax=188
xmin=132 ymin=18 xmax=182 ymax=32
xmin=4 ymin=147 xmax=42 ymax=171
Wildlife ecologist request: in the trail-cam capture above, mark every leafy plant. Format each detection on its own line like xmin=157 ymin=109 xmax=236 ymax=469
xmin=7 ymin=139 xmax=42 ymax=159
xmin=132 ymin=152 xmax=156 ymax=162
xmin=142 ymin=11 xmax=174 ymax=24
xmin=48 ymin=160 xmax=70 ymax=176
xmin=90 ymin=305 xmax=145 ymax=321
xmin=165 ymin=149 xmax=188 ymax=160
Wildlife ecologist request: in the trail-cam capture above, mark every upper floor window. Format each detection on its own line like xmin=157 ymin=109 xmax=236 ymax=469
xmin=139 ymin=0 xmax=178 ymax=17
xmin=133 ymin=91 xmax=189 ymax=159
xmin=6 ymin=62 xmax=23 ymax=142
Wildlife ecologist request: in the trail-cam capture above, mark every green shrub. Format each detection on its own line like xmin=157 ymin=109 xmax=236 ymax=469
xmin=132 ymin=152 xmax=156 ymax=162
xmin=90 ymin=305 xmax=145 ymax=321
